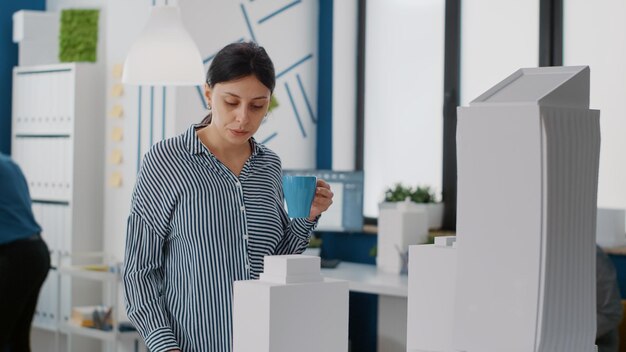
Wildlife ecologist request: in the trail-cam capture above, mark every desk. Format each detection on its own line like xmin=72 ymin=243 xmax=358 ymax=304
xmin=322 ymin=262 xmax=408 ymax=352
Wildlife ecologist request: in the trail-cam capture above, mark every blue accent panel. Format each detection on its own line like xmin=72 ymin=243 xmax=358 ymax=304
xmin=239 ymin=3 xmax=257 ymax=43
xmin=275 ymin=53 xmax=313 ymax=79
xmin=0 ymin=0 xmax=46 ymax=155
xmin=150 ymin=86 xmax=154 ymax=146
xmin=260 ymin=132 xmax=278 ymax=145
xmin=203 ymin=53 xmax=216 ymax=65
xmin=349 ymin=292 xmax=378 ymax=352
xmin=137 ymin=86 xmax=142 ymax=174
xmin=317 ymin=0 xmax=333 ymax=169
xmin=319 ymin=232 xmax=376 ymax=265
xmin=257 ymin=0 xmax=302 ymax=24
xmin=195 ymin=85 xmax=207 ymax=109
xmin=162 ymin=86 xmax=166 ymax=140
xmin=609 ymin=254 xmax=626 ymax=298
xmin=203 ymin=38 xmax=245 ymax=64
xmin=284 ymin=82 xmax=306 ymax=138
xmin=296 ymin=73 xmax=316 ymax=123
xmin=319 ymin=231 xmax=377 ymax=352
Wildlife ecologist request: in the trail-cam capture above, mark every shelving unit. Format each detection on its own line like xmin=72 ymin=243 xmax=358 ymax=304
xmin=11 ymin=63 xmax=105 ymax=351
xmin=57 ymin=261 xmax=139 ymax=352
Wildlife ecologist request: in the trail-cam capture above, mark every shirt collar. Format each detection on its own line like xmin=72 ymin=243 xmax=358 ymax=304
xmin=184 ymin=124 xmax=265 ymax=157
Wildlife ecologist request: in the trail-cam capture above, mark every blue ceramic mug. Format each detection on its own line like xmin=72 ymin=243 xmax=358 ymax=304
xmin=282 ymin=175 xmax=317 ymax=218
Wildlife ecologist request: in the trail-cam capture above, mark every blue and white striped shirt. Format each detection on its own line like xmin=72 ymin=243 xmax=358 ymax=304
xmin=123 ymin=124 xmax=317 ymax=352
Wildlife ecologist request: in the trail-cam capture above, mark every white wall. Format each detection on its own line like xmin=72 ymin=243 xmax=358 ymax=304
xmin=564 ymin=0 xmax=626 ymax=211
xmin=460 ymin=0 xmax=539 ymax=105
xmin=38 ymin=0 xmax=319 ymax=350
xmin=95 ymin=0 xmax=319 ymax=265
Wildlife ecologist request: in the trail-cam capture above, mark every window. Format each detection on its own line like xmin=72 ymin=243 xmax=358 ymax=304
xmin=363 ymin=0 xmax=446 ymax=217
xmin=563 ymin=0 xmax=626 ymax=210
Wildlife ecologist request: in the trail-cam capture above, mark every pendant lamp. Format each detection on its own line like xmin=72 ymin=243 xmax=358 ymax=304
xmin=122 ymin=5 xmax=204 ymax=86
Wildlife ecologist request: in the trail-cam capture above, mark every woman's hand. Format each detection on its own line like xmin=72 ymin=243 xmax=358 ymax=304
xmin=308 ymin=179 xmax=333 ymax=221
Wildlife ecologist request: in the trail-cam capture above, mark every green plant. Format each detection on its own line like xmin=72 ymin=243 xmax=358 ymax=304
xmin=308 ymin=236 xmax=322 ymax=248
xmin=410 ymin=185 xmax=437 ymax=203
xmin=268 ymin=95 xmax=279 ymax=113
xmin=384 ymin=183 xmax=437 ymax=203
xmin=59 ymin=9 xmax=100 ymax=62
xmin=384 ymin=183 xmax=413 ymax=202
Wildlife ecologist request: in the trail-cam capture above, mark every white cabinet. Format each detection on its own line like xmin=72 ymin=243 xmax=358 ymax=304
xmin=11 ymin=63 xmax=104 ymax=338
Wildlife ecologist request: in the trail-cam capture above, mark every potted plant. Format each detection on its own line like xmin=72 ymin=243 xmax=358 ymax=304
xmin=377 ymin=183 xmax=428 ymax=273
xmin=383 ymin=183 xmax=444 ymax=230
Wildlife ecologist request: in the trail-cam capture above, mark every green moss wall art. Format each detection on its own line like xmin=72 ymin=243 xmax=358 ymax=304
xmin=59 ymin=9 xmax=100 ymax=62
xmin=268 ymin=95 xmax=279 ymax=113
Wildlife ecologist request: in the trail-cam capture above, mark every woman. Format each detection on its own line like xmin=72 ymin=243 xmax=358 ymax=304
xmin=123 ymin=42 xmax=333 ymax=352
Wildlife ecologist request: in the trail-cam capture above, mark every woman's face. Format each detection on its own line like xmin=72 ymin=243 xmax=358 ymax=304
xmin=204 ymin=75 xmax=271 ymax=146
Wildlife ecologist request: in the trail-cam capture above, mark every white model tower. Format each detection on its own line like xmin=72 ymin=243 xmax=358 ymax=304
xmin=408 ymin=66 xmax=600 ymax=352
xmin=233 ymin=255 xmax=349 ymax=352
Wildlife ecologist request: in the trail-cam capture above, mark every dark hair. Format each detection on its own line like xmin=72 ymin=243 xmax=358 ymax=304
xmin=201 ymin=42 xmax=275 ymax=124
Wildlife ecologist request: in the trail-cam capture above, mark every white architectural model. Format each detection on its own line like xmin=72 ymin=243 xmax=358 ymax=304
xmin=233 ymin=255 xmax=349 ymax=352
xmin=408 ymin=66 xmax=600 ymax=352
xmin=378 ymin=201 xmax=429 ymax=273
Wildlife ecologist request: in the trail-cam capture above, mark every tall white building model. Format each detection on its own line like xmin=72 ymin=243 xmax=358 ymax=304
xmin=408 ymin=66 xmax=600 ymax=352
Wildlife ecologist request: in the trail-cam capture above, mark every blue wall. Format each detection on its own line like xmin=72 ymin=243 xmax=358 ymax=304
xmin=321 ymin=232 xmax=378 ymax=352
xmin=317 ymin=0 xmax=333 ymax=169
xmin=0 ymin=1 xmax=46 ymax=155
xmin=609 ymin=254 xmax=626 ymax=299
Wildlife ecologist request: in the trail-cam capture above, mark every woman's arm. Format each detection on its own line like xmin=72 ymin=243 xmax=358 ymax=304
xmin=275 ymin=179 xmax=333 ymax=255
xmin=124 ymin=214 xmax=180 ymax=351
xmin=123 ymin=151 xmax=180 ymax=352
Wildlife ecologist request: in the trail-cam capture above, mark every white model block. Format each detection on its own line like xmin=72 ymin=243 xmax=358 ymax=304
xmin=407 ymin=241 xmax=457 ymax=352
xmin=377 ymin=201 xmax=428 ymax=273
xmin=233 ymin=255 xmax=349 ymax=352
xmin=596 ymin=208 xmax=626 ymax=248
xmin=13 ymin=11 xmax=59 ymax=66
xmin=454 ymin=66 xmax=599 ymax=352
xmin=261 ymin=254 xmax=321 ymax=277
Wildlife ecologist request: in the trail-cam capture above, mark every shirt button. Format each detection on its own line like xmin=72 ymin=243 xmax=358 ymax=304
xmin=240 ymin=205 xmax=245 ymax=212
xmin=235 ymin=182 xmax=241 ymax=187
xmin=245 ymin=264 xmax=250 ymax=270
xmin=243 ymin=235 xmax=249 ymax=240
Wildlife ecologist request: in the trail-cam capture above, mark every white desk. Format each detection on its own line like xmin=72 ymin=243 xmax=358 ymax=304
xmin=322 ymin=262 xmax=408 ymax=352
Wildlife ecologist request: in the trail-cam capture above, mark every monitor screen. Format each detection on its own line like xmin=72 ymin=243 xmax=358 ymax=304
xmin=282 ymin=170 xmax=364 ymax=232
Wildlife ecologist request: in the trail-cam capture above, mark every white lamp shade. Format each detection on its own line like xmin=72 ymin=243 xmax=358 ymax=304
xmin=122 ymin=5 xmax=205 ymax=86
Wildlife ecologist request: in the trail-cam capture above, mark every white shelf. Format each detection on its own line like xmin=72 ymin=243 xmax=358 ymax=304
xmin=32 ymin=320 xmax=59 ymax=332
xmin=58 ymin=266 xmax=119 ymax=282
xmin=11 ymin=63 xmax=105 ymax=345
xmin=60 ymin=322 xmax=139 ymax=342
xmin=60 ymin=323 xmax=117 ymax=342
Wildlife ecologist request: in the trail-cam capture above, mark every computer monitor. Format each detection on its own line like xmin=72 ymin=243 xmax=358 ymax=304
xmin=282 ymin=170 xmax=364 ymax=232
